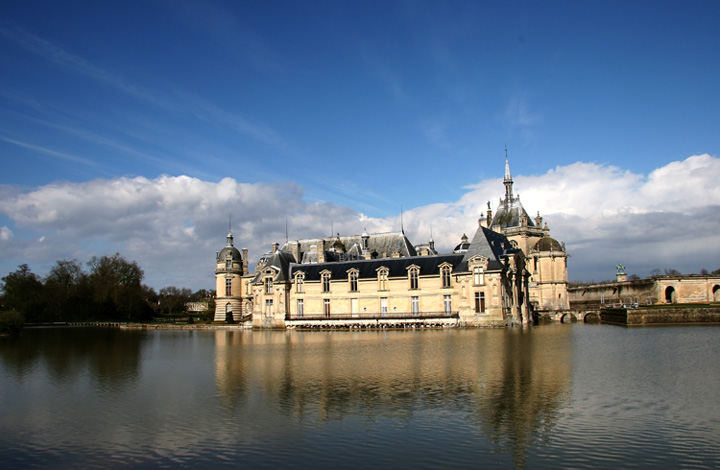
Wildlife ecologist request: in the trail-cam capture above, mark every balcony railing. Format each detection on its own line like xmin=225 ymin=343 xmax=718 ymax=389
xmin=287 ymin=311 xmax=459 ymax=321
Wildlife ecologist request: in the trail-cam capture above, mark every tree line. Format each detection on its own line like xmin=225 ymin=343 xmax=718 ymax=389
xmin=1 ymin=253 xmax=214 ymax=332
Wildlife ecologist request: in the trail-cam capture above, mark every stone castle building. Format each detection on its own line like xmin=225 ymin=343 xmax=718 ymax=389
xmin=214 ymin=155 xmax=569 ymax=328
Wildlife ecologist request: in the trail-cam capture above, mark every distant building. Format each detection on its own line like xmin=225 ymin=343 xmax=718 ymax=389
xmin=214 ymin=153 xmax=569 ymax=327
xmin=569 ymin=270 xmax=720 ymax=311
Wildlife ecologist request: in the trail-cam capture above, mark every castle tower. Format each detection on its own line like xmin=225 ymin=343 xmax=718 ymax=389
xmin=214 ymin=231 xmax=245 ymax=322
xmin=490 ymin=149 xmax=569 ymax=312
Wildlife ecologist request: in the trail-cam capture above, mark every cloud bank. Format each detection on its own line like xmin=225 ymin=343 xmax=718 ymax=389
xmin=1 ymin=154 xmax=719 ymax=289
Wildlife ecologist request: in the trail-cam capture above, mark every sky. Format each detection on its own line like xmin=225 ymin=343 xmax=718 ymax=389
xmin=1 ymin=0 xmax=719 ymax=290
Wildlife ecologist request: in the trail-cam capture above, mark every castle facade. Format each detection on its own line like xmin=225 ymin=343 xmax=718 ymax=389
xmin=214 ymin=155 xmax=569 ymax=328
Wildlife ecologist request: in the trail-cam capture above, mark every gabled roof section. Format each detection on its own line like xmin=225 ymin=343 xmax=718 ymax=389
xmin=458 ymin=226 xmax=515 ymax=272
xmin=251 ymin=251 xmax=297 ymax=284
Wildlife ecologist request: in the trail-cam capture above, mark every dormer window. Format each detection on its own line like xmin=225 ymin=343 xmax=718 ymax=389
xmin=441 ymin=265 xmax=451 ymax=288
xmin=322 ymin=271 xmax=331 ymax=293
xmin=473 ymin=266 xmax=484 ymax=286
xmin=226 ymin=259 xmax=232 ymax=269
xmin=377 ymin=267 xmax=389 ymax=291
xmin=264 ymin=276 xmax=273 ymax=295
xmin=295 ymin=272 xmax=305 ymax=293
xmin=408 ymin=266 xmax=419 ymax=290
xmin=348 ymin=270 xmax=358 ymax=292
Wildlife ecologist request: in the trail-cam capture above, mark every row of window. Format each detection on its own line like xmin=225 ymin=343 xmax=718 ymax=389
xmin=289 ymin=293 xmax=486 ymax=317
xmin=226 ymin=266 xmax=485 ymax=298
xmin=293 ymin=265 xmax=483 ymax=294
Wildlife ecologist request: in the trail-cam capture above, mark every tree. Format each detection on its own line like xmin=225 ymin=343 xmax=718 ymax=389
xmin=700 ymin=268 xmax=709 ymax=275
xmin=158 ymin=286 xmax=193 ymax=315
xmin=87 ymin=253 xmax=150 ymax=321
xmin=44 ymin=259 xmax=89 ymax=321
xmin=664 ymin=268 xmax=681 ymax=276
xmin=649 ymin=269 xmax=662 ymax=277
xmin=1 ymin=265 xmax=46 ymax=323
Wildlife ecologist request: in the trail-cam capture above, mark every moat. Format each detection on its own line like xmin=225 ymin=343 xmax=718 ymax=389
xmin=2 ymin=324 xmax=719 ymax=469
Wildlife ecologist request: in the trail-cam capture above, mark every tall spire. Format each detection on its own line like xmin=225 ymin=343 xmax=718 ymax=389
xmin=504 ymin=144 xmax=514 ymax=203
xmin=226 ymin=215 xmax=234 ymax=246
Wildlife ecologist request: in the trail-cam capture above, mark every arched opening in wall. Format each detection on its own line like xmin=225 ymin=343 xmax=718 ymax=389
xmin=713 ymin=285 xmax=720 ymax=302
xmin=583 ymin=312 xmax=601 ymax=323
xmin=665 ymin=286 xmax=676 ymax=304
xmin=225 ymin=303 xmax=234 ymax=323
xmin=560 ymin=313 xmax=577 ymax=323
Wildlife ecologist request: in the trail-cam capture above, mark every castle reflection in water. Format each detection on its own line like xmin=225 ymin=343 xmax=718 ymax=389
xmin=213 ymin=327 xmax=572 ymax=467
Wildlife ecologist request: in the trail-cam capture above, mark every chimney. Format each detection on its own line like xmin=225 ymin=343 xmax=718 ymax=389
xmin=272 ymin=242 xmax=279 ymax=254
xmin=391 ymin=251 xmax=400 ymax=258
xmin=317 ymin=240 xmax=325 ymax=263
xmin=291 ymin=242 xmax=301 ymax=263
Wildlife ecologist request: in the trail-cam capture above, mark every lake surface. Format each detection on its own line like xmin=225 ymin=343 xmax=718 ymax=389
xmin=2 ymin=324 xmax=720 ymax=469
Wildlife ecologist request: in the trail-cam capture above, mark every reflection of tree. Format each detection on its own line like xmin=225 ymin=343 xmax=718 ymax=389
xmin=214 ymin=327 xmax=572 ymax=463
xmin=0 ymin=327 xmax=144 ymax=390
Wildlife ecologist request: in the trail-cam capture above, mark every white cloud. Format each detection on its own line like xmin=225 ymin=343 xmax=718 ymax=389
xmin=1 ymin=154 xmax=719 ymax=289
xmin=0 ymin=226 xmax=12 ymax=241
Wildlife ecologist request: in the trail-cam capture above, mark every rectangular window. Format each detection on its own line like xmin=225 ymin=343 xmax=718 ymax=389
xmin=225 ymin=278 xmax=232 ymax=296
xmin=323 ymin=298 xmax=330 ymax=317
xmin=296 ymin=276 xmax=304 ymax=293
xmin=475 ymin=292 xmax=486 ymax=313
xmin=264 ymin=278 xmax=273 ymax=295
xmin=473 ymin=267 xmax=484 ymax=285
xmin=297 ymin=299 xmax=304 ymax=318
xmin=226 ymin=259 xmax=232 ymax=269
xmin=378 ymin=271 xmax=388 ymax=291
xmin=322 ymin=274 xmax=331 ymax=293
xmin=265 ymin=299 xmax=273 ymax=317
xmin=442 ymin=267 xmax=451 ymax=288
xmin=443 ymin=295 xmax=452 ymax=315
xmin=350 ymin=272 xmax=358 ymax=292
xmin=411 ymin=296 xmax=419 ymax=316
xmin=380 ymin=297 xmax=388 ymax=316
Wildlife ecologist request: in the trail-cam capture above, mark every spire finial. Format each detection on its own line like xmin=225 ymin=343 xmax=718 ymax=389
xmin=226 ymin=215 xmax=234 ymax=247
xmin=503 ymin=145 xmax=514 ymax=203
xmin=400 ymin=205 xmax=405 ymax=234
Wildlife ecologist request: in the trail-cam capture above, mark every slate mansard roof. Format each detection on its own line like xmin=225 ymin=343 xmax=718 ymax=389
xmin=281 ymin=231 xmax=417 ymax=263
xmin=289 ymin=253 xmax=465 ymax=281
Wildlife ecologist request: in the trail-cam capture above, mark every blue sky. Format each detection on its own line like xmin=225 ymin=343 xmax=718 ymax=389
xmin=1 ymin=1 xmax=719 ymax=289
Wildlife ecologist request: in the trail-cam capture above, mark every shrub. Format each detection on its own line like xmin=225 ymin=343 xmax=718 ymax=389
xmin=0 ymin=310 xmax=25 ymax=336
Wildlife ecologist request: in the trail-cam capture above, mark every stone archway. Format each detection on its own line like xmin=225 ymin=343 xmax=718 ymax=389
xmin=713 ymin=285 xmax=720 ymax=302
xmin=665 ymin=286 xmax=676 ymax=304
xmin=560 ymin=313 xmax=577 ymax=323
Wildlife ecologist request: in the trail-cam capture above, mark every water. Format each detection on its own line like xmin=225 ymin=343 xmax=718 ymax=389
xmin=1 ymin=324 xmax=719 ymax=469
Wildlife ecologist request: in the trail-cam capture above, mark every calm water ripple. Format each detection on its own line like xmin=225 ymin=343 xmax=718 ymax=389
xmin=2 ymin=325 xmax=720 ymax=468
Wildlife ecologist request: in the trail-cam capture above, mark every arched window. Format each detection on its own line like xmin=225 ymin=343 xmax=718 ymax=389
xmin=714 ymin=285 xmax=720 ymax=302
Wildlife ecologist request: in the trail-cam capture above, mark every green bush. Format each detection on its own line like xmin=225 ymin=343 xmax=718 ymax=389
xmin=0 ymin=310 xmax=25 ymax=336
